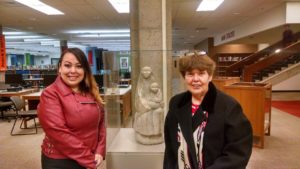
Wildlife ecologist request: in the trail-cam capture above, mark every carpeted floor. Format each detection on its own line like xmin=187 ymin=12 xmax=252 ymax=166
xmin=272 ymin=100 xmax=300 ymax=118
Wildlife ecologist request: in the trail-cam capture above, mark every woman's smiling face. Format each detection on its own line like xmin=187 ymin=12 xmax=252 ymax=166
xmin=58 ymin=52 xmax=84 ymax=92
xmin=184 ymin=68 xmax=212 ymax=99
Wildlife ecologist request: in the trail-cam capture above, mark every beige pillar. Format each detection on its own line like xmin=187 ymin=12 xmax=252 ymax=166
xmin=130 ymin=0 xmax=173 ymax=116
xmin=60 ymin=40 xmax=68 ymax=53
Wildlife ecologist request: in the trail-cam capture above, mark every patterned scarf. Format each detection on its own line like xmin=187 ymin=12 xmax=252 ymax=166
xmin=177 ymin=110 xmax=208 ymax=169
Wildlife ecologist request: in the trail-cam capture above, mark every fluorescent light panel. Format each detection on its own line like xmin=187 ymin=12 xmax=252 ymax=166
xmin=76 ymin=34 xmax=130 ymax=38
xmin=197 ymin=0 xmax=224 ymax=11
xmin=15 ymin=0 xmax=64 ymax=15
xmin=5 ymin=35 xmax=42 ymax=39
xmin=108 ymin=0 xmax=129 ymax=13
xmin=24 ymin=38 xmax=57 ymax=42
xmin=67 ymin=29 xmax=130 ymax=34
xmin=3 ymin=31 xmax=26 ymax=35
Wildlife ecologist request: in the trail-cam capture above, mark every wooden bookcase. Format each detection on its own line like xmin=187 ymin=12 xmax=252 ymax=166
xmin=215 ymin=53 xmax=252 ymax=76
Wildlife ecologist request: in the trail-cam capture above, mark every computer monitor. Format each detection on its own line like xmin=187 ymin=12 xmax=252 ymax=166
xmin=43 ymin=74 xmax=57 ymax=87
xmin=5 ymin=74 xmax=23 ymax=87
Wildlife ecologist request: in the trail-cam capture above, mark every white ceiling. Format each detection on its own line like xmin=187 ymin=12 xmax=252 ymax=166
xmin=1 ymin=0 xmax=300 ymax=54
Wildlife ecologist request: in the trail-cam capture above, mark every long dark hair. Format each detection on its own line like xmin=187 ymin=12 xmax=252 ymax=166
xmin=58 ymin=48 xmax=103 ymax=104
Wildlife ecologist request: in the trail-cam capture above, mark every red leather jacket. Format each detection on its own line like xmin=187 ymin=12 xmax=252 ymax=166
xmin=38 ymin=76 xmax=106 ymax=169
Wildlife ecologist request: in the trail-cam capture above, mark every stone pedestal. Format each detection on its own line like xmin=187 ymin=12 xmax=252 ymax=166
xmin=107 ymin=128 xmax=164 ymax=169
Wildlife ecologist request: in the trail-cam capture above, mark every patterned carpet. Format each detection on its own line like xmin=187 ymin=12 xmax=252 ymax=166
xmin=272 ymin=100 xmax=300 ymax=118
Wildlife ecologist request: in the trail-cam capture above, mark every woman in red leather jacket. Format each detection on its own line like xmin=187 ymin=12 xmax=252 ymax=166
xmin=38 ymin=48 xmax=106 ymax=169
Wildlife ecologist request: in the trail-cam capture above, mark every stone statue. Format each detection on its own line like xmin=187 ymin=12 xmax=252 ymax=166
xmin=134 ymin=66 xmax=164 ymax=144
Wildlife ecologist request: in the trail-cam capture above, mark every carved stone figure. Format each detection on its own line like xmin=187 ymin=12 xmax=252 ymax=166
xmin=134 ymin=66 xmax=164 ymax=144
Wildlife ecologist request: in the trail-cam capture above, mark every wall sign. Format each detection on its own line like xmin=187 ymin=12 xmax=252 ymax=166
xmin=221 ymin=30 xmax=235 ymax=41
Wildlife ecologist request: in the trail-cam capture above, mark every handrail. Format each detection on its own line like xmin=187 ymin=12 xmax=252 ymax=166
xmin=243 ymin=41 xmax=300 ymax=82
xmin=226 ymin=31 xmax=300 ymax=76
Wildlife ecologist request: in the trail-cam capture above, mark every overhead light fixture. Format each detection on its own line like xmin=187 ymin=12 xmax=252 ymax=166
xmin=3 ymin=31 xmax=27 ymax=35
xmin=5 ymin=35 xmax=42 ymax=39
xmin=24 ymin=38 xmax=57 ymax=42
xmin=76 ymin=34 xmax=130 ymax=38
xmin=14 ymin=0 xmax=64 ymax=15
xmin=108 ymin=0 xmax=129 ymax=13
xmin=196 ymin=0 xmax=224 ymax=11
xmin=67 ymin=29 xmax=130 ymax=34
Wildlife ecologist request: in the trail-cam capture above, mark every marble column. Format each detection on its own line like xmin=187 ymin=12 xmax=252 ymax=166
xmin=130 ymin=0 xmax=173 ymax=144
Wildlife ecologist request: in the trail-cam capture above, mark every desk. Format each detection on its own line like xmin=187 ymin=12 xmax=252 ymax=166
xmin=22 ymin=87 xmax=132 ymax=126
xmin=22 ymin=90 xmax=42 ymax=110
xmin=0 ymin=88 xmax=39 ymax=97
xmin=101 ymin=86 xmax=132 ymax=126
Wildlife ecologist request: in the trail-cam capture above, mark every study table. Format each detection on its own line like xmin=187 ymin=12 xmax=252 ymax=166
xmin=22 ymin=86 xmax=132 ymax=126
xmin=101 ymin=86 xmax=132 ymax=126
xmin=0 ymin=88 xmax=39 ymax=98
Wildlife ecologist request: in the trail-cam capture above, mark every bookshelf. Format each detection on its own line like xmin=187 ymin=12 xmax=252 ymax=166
xmin=216 ymin=53 xmax=252 ymax=76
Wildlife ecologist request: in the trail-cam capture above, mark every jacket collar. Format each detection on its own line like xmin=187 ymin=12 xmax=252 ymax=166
xmin=53 ymin=75 xmax=74 ymax=96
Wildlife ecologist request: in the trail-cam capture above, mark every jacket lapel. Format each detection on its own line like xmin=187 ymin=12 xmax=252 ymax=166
xmin=174 ymin=92 xmax=198 ymax=168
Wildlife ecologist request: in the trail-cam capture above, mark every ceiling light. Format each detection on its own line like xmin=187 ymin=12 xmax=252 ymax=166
xmin=5 ymin=35 xmax=42 ymax=39
xmin=67 ymin=29 xmax=130 ymax=34
xmin=24 ymin=38 xmax=56 ymax=42
xmin=108 ymin=0 xmax=129 ymax=13
xmin=3 ymin=31 xmax=26 ymax=35
xmin=6 ymin=41 xmax=40 ymax=44
xmin=76 ymin=34 xmax=130 ymax=38
xmin=275 ymin=49 xmax=281 ymax=53
xmin=14 ymin=0 xmax=64 ymax=15
xmin=196 ymin=0 xmax=224 ymax=11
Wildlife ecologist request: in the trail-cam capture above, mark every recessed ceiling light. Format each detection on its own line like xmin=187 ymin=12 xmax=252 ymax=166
xmin=108 ymin=0 xmax=129 ymax=13
xmin=15 ymin=0 xmax=64 ymax=15
xmin=196 ymin=0 xmax=224 ymax=11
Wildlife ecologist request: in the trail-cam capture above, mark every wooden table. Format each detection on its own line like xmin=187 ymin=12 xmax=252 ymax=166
xmin=22 ymin=87 xmax=132 ymax=126
xmin=101 ymin=86 xmax=132 ymax=126
xmin=0 ymin=88 xmax=39 ymax=98
xmin=22 ymin=90 xmax=42 ymax=110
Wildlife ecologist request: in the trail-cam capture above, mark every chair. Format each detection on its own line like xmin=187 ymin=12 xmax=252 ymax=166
xmin=10 ymin=96 xmax=38 ymax=136
xmin=0 ymin=97 xmax=15 ymax=122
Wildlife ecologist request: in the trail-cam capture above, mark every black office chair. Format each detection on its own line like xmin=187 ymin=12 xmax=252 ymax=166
xmin=0 ymin=97 xmax=14 ymax=122
xmin=9 ymin=96 xmax=38 ymax=136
